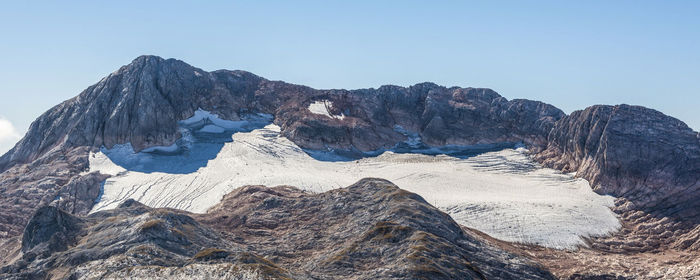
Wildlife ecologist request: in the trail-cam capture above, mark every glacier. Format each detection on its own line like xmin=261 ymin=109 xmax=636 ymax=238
xmin=86 ymin=111 xmax=620 ymax=249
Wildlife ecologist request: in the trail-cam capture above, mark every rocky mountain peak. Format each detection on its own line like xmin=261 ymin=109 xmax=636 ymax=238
xmin=0 ymin=55 xmax=564 ymax=173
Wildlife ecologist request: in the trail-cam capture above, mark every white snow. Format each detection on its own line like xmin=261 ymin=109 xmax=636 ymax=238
xmin=180 ymin=109 xmax=258 ymax=130
xmin=308 ymin=100 xmax=345 ymax=119
xmin=87 ymin=122 xmax=620 ymax=249
xmin=82 ymin=148 xmax=127 ymax=176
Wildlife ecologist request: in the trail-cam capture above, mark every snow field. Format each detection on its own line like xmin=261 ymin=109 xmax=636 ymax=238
xmin=87 ymin=121 xmax=620 ymax=249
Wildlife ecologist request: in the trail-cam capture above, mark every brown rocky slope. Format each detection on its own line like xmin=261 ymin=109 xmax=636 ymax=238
xmin=0 ymin=178 xmax=554 ymax=279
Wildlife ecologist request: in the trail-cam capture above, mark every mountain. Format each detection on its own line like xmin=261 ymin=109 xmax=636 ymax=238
xmin=0 ymin=55 xmax=565 ymax=171
xmin=0 ymin=55 xmax=699 ymax=279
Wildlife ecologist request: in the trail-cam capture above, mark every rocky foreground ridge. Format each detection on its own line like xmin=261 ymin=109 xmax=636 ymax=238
xmin=0 ymin=56 xmax=699 ymax=278
xmin=0 ymin=179 xmax=553 ymax=279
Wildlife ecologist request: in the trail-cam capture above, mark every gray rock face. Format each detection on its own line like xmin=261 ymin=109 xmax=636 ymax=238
xmin=0 ymin=179 xmax=554 ymax=279
xmin=536 ymin=105 xmax=700 ymax=206
xmin=50 ymin=172 xmax=110 ymax=216
xmin=0 ymin=56 xmax=266 ymax=170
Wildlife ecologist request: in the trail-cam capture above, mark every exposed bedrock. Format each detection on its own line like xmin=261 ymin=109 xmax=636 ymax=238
xmin=0 ymin=178 xmax=554 ymax=279
xmin=0 ymin=56 xmax=267 ymax=171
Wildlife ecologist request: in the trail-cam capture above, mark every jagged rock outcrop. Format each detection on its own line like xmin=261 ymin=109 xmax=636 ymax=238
xmin=536 ymin=105 xmax=700 ymax=211
xmin=1 ymin=199 xmax=295 ymax=279
xmin=49 ymin=172 xmax=110 ymax=216
xmin=21 ymin=205 xmax=84 ymax=254
xmin=0 ymin=179 xmax=554 ymax=279
xmin=0 ymin=57 xmax=265 ymax=170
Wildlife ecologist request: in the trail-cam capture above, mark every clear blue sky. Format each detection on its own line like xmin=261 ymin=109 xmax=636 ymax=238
xmin=0 ymin=1 xmax=698 ymax=153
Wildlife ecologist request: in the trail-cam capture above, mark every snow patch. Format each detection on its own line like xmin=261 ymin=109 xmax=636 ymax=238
xmin=87 ymin=124 xmax=620 ymax=249
xmin=82 ymin=149 xmax=127 ymax=176
xmin=85 ymin=109 xmax=272 ymax=175
xmin=182 ymin=109 xmax=248 ymax=129
xmin=308 ymin=100 xmax=345 ymax=120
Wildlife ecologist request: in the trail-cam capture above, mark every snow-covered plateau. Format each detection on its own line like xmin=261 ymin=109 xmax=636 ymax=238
xmin=86 ymin=110 xmax=620 ymax=249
